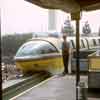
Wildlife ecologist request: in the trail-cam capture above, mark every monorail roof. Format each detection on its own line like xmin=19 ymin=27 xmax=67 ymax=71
xmin=26 ymin=0 xmax=100 ymax=13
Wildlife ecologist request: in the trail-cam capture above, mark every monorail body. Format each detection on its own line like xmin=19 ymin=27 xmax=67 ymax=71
xmin=88 ymin=51 xmax=100 ymax=88
xmin=14 ymin=37 xmax=100 ymax=75
xmin=15 ymin=37 xmax=64 ymax=75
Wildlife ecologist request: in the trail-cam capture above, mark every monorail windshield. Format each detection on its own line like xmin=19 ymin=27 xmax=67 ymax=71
xmin=16 ymin=40 xmax=58 ymax=57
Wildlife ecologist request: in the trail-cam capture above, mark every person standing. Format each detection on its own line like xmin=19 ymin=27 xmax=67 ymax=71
xmin=62 ymin=33 xmax=73 ymax=75
xmin=62 ymin=33 xmax=69 ymax=75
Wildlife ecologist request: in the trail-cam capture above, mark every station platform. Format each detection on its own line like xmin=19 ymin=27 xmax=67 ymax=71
xmin=11 ymin=74 xmax=88 ymax=100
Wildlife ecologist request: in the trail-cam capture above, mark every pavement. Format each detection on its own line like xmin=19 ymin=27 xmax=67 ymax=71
xmin=11 ymin=75 xmax=76 ymax=100
xmin=10 ymin=74 xmax=99 ymax=100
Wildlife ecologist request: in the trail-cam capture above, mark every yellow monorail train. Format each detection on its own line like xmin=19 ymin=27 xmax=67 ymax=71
xmin=14 ymin=37 xmax=64 ymax=75
xmin=14 ymin=36 xmax=100 ymax=75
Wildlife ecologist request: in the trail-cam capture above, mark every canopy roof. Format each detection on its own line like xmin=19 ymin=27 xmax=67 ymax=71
xmin=26 ymin=0 xmax=100 ymax=13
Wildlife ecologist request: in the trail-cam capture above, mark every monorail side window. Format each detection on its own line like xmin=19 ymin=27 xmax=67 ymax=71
xmin=39 ymin=42 xmax=58 ymax=54
xmin=88 ymin=39 xmax=94 ymax=47
xmin=81 ymin=40 xmax=85 ymax=48
xmin=70 ymin=40 xmax=75 ymax=49
xmin=93 ymin=39 xmax=97 ymax=46
xmin=16 ymin=40 xmax=58 ymax=57
xmin=98 ymin=39 xmax=100 ymax=44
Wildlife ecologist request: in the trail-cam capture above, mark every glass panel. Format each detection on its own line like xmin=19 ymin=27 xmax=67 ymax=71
xmin=16 ymin=40 xmax=57 ymax=57
xmin=89 ymin=39 xmax=94 ymax=47
xmin=70 ymin=40 xmax=75 ymax=49
xmin=98 ymin=39 xmax=100 ymax=44
xmin=81 ymin=40 xmax=85 ymax=48
xmin=93 ymin=39 xmax=96 ymax=46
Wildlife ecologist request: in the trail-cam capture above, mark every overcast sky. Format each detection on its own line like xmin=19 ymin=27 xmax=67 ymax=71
xmin=1 ymin=0 xmax=100 ymax=36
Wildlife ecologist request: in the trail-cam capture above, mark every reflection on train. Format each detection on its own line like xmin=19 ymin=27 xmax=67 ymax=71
xmin=14 ymin=37 xmax=100 ymax=75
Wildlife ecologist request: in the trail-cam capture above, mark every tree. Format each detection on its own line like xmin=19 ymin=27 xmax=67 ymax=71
xmin=61 ymin=17 xmax=74 ymax=36
xmin=1 ymin=33 xmax=32 ymax=64
xmin=82 ymin=21 xmax=91 ymax=36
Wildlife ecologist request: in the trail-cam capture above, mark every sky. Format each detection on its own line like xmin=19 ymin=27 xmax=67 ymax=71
xmin=1 ymin=0 xmax=100 ymax=36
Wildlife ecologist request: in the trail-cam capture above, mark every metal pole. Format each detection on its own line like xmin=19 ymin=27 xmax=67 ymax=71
xmin=71 ymin=11 xmax=85 ymax=100
xmin=76 ymin=18 xmax=87 ymax=100
xmin=76 ymin=17 xmax=80 ymax=100
xmin=71 ymin=12 xmax=80 ymax=87
xmin=76 ymin=19 xmax=80 ymax=86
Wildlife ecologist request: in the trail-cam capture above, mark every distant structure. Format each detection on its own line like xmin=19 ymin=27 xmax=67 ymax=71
xmin=48 ymin=32 xmax=61 ymax=38
xmin=98 ymin=27 xmax=100 ymax=36
xmin=61 ymin=17 xmax=74 ymax=36
xmin=82 ymin=21 xmax=92 ymax=36
xmin=48 ymin=10 xmax=56 ymax=31
xmin=32 ymin=32 xmax=49 ymax=37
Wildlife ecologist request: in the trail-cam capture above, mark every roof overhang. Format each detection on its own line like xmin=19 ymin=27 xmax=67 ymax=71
xmin=26 ymin=0 xmax=100 ymax=13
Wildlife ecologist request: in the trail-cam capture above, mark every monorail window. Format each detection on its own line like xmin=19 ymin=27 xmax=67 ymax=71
xmin=16 ymin=41 xmax=58 ymax=57
xmin=70 ymin=40 xmax=75 ymax=49
xmin=81 ymin=40 xmax=85 ymax=48
xmin=98 ymin=39 xmax=100 ymax=44
xmin=92 ymin=39 xmax=97 ymax=46
xmin=89 ymin=39 xmax=94 ymax=47
xmin=82 ymin=39 xmax=88 ymax=48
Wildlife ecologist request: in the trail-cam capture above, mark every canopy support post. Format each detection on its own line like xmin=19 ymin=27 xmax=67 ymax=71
xmin=76 ymin=18 xmax=80 ymax=86
xmin=71 ymin=11 xmax=81 ymax=100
